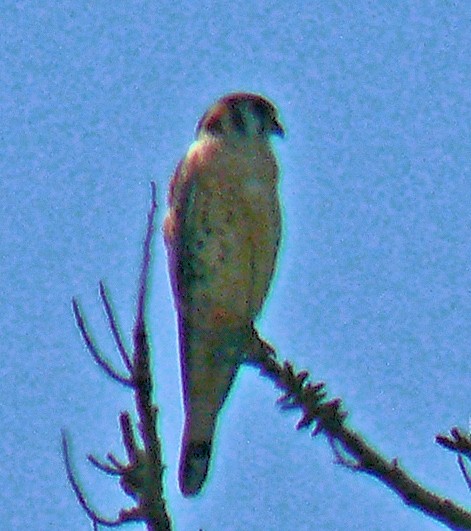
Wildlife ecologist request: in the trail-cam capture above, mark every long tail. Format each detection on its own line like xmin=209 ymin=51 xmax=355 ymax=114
xmin=178 ymin=325 xmax=245 ymax=496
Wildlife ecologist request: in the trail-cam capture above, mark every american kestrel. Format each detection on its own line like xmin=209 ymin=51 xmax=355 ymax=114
xmin=164 ymin=92 xmax=284 ymax=496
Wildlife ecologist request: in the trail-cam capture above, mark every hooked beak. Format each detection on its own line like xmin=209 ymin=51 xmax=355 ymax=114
xmin=271 ymin=117 xmax=285 ymax=138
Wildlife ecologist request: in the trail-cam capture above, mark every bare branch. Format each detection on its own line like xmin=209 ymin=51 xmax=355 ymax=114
xmin=135 ymin=180 xmax=157 ymax=331
xmin=120 ymin=412 xmax=139 ymax=465
xmin=71 ymin=298 xmax=132 ymax=387
xmin=61 ymin=430 xmax=139 ymax=527
xmin=106 ymin=453 xmax=126 ymax=470
xmin=65 ymin=182 xmax=171 ymax=530
xmin=437 ymin=428 xmax=471 ymax=460
xmin=99 ymin=280 xmax=133 ymax=373
xmin=250 ymin=345 xmax=471 ymax=530
xmin=123 ymin=181 xmax=171 ymax=530
xmin=87 ymin=454 xmax=121 ymax=476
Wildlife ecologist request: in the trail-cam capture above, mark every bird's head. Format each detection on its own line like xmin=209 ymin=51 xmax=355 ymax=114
xmin=196 ymin=92 xmax=284 ymax=142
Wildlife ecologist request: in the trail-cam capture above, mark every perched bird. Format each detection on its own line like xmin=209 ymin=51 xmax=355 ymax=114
xmin=164 ymin=92 xmax=284 ymax=496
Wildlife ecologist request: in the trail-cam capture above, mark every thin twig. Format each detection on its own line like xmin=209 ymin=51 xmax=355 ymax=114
xmin=106 ymin=453 xmax=125 ymax=470
xmin=458 ymin=455 xmax=471 ymax=492
xmin=437 ymin=428 xmax=471 ymax=460
xmin=99 ymin=280 xmax=133 ymax=373
xmin=120 ymin=412 xmax=139 ymax=464
xmin=328 ymin=435 xmax=359 ymax=470
xmin=61 ymin=430 xmax=138 ymax=527
xmin=71 ymin=298 xmax=132 ymax=387
xmin=87 ymin=454 xmax=121 ymax=475
xmin=135 ymin=181 xmax=157 ymax=329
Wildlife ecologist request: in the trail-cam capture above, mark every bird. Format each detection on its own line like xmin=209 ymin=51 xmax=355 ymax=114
xmin=164 ymin=92 xmax=284 ymax=496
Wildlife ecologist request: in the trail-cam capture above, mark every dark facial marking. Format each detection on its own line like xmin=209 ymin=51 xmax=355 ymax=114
xmin=229 ymin=106 xmax=246 ymax=135
xmin=251 ymin=100 xmax=273 ymax=134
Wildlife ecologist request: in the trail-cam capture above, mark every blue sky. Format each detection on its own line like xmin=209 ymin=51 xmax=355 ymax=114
xmin=1 ymin=2 xmax=470 ymax=529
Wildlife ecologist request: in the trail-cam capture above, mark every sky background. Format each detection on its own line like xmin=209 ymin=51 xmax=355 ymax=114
xmin=1 ymin=1 xmax=470 ymax=529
